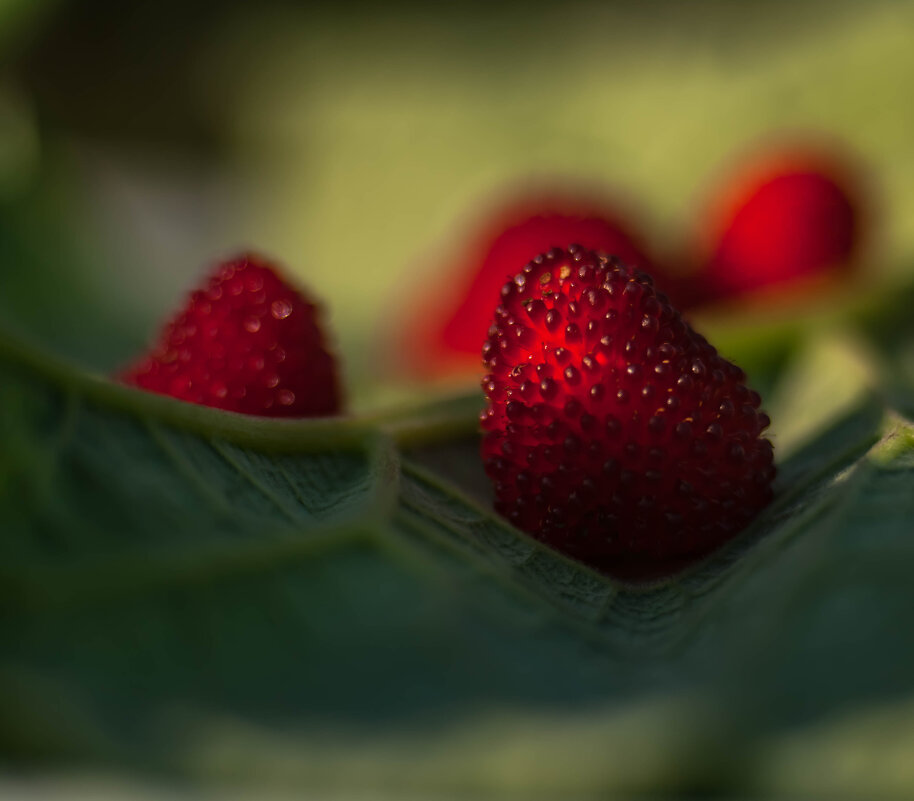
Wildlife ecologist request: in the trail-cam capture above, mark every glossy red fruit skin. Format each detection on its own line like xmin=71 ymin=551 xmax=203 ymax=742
xmin=481 ymin=246 xmax=774 ymax=568
xmin=406 ymin=194 xmax=653 ymax=376
xmin=120 ymin=254 xmax=341 ymax=417
xmin=700 ymin=149 xmax=860 ymax=300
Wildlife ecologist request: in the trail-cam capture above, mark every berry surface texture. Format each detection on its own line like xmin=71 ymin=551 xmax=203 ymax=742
xmin=481 ymin=245 xmax=775 ymax=569
xmin=120 ymin=254 xmax=341 ymax=417
xmin=437 ymin=206 xmax=651 ymax=360
xmin=403 ymin=197 xmax=652 ymax=376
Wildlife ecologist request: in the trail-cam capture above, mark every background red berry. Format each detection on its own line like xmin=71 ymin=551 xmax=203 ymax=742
xmin=481 ymin=246 xmax=774 ymax=569
xmin=694 ymin=144 xmax=863 ymax=302
xmin=401 ymin=191 xmax=655 ymax=376
xmin=120 ymin=254 xmax=341 ymax=417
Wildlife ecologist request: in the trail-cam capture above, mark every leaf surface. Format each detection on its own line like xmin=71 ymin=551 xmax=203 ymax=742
xmin=1 ymin=327 xmax=913 ymax=798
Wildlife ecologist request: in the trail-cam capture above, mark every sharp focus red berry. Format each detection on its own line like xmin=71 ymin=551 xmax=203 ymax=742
xmin=404 ymin=193 xmax=654 ymax=376
xmin=481 ymin=245 xmax=774 ymax=569
xmin=697 ymin=146 xmax=862 ymax=301
xmin=119 ymin=254 xmax=341 ymax=417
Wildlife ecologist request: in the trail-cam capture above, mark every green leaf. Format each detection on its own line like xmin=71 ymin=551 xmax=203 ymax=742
xmin=2 ymin=324 xmax=914 ymax=799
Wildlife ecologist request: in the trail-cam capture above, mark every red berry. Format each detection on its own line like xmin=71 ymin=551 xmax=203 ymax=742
xmin=697 ymin=145 xmax=861 ymax=301
xmin=481 ymin=246 xmax=774 ymax=569
xmin=404 ymin=192 xmax=654 ymax=376
xmin=120 ymin=254 xmax=341 ymax=417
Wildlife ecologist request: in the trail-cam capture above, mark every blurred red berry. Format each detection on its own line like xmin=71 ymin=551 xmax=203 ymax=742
xmin=120 ymin=254 xmax=341 ymax=417
xmin=696 ymin=145 xmax=862 ymax=302
xmin=481 ymin=246 xmax=774 ymax=570
xmin=402 ymin=191 xmax=654 ymax=376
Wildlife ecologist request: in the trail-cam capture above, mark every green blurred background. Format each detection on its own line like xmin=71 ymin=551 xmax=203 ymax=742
xmin=1 ymin=0 xmax=914 ymax=395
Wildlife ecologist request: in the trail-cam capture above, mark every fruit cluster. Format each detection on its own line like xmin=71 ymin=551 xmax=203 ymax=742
xmin=118 ymin=140 xmax=863 ymax=572
xmin=402 ymin=143 xmax=863 ymax=376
